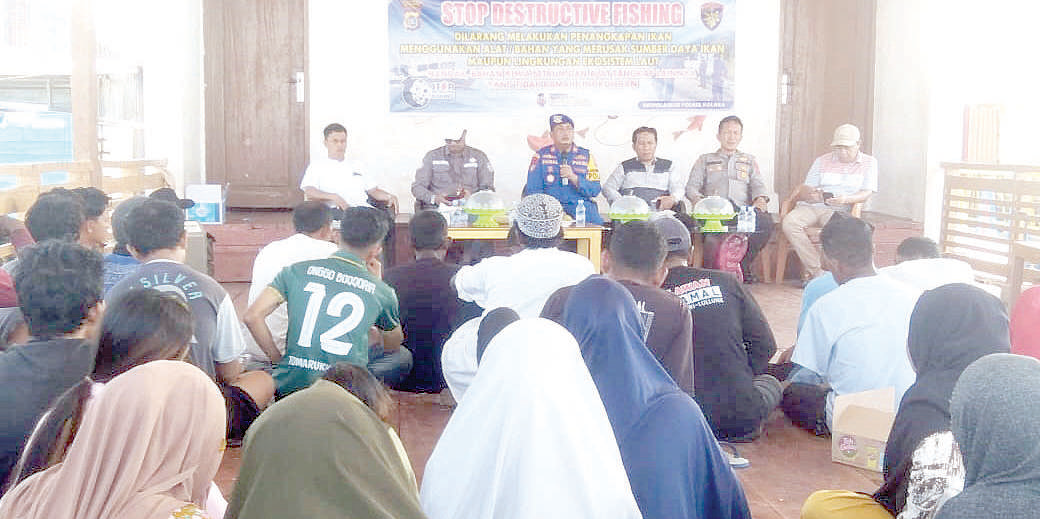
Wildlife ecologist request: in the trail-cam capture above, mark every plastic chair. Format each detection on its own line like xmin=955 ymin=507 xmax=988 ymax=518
xmin=773 ymin=188 xmax=863 ymax=283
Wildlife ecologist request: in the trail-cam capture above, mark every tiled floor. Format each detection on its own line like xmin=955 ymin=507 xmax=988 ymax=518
xmin=217 ymin=281 xmax=882 ymax=518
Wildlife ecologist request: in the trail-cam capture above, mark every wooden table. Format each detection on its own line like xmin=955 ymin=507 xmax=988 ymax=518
xmin=1006 ymin=240 xmax=1040 ymax=305
xmin=447 ymin=225 xmax=606 ymax=272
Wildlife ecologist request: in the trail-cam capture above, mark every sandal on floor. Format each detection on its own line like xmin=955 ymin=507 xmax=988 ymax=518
xmin=718 ymin=441 xmax=750 ymax=469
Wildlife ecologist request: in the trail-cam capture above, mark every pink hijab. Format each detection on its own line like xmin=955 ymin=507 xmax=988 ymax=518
xmin=0 ymin=360 xmax=226 ymax=519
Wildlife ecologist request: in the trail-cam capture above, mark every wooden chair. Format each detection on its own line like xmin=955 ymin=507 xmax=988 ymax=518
xmin=773 ymin=189 xmax=863 ymax=283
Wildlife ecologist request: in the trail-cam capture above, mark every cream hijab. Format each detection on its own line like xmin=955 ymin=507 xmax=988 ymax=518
xmin=421 ymin=318 xmax=642 ymax=519
xmin=0 ymin=360 xmax=226 ymax=519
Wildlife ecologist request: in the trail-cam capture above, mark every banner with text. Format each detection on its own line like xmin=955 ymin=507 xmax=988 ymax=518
xmin=389 ymin=0 xmax=736 ymax=113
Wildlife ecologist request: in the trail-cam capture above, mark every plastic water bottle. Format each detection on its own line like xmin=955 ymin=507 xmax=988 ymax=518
xmin=737 ymin=206 xmax=752 ymax=232
xmin=451 ymin=200 xmax=468 ymax=227
xmin=575 ymin=200 xmax=587 ymax=227
xmin=746 ymin=205 xmax=757 ymax=233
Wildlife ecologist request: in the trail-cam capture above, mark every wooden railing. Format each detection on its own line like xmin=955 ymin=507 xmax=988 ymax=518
xmin=0 ymin=159 xmax=171 ymax=213
xmin=939 ymin=162 xmax=1040 ymax=302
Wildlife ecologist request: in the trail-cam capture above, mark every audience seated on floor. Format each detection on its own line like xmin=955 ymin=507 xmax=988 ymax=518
xmin=423 ymin=312 xmax=641 ymax=519
xmin=542 ymin=219 xmax=694 ymax=395
xmin=71 ymin=186 xmax=111 ymax=252
xmin=0 ymin=189 xmax=91 ymax=346
xmin=241 ymin=201 xmax=338 ymax=370
xmin=797 ymin=236 xmax=975 ymax=332
xmin=0 ymin=240 xmax=102 ymax=490
xmin=649 ymin=214 xmax=781 ymax=442
xmin=244 ymin=206 xmax=410 ymax=397
xmin=0 ymin=361 xmax=226 ymax=519
xmin=801 ymin=283 xmax=1010 ymax=519
xmin=782 ymin=215 xmax=919 ymax=435
xmin=561 ymin=276 xmax=751 ymax=519
xmin=441 ymin=193 xmax=595 ymax=401
xmin=385 ymin=210 xmax=480 ymax=393
xmin=877 ymin=237 xmax=975 ymax=291
xmin=109 ymin=199 xmax=274 ymax=440
xmin=226 ymin=363 xmax=426 ymax=519
xmin=5 ymin=287 xmax=201 ymax=496
xmin=102 ymin=196 xmax=147 ymax=294
xmin=934 ymin=353 xmax=1040 ymax=519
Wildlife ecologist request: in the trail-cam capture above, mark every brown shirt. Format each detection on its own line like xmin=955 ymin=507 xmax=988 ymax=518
xmin=541 ymin=279 xmax=694 ymax=395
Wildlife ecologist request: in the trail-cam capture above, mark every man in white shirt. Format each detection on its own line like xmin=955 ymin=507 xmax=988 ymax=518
xmin=879 ymin=236 xmax=975 ymax=291
xmin=441 ymin=194 xmax=596 ymax=400
xmin=300 ymin=123 xmax=398 ymax=214
xmin=781 ymin=123 xmax=878 ymax=279
xmin=242 ymin=201 xmax=338 ymax=369
xmin=784 ymin=215 xmax=919 ymax=434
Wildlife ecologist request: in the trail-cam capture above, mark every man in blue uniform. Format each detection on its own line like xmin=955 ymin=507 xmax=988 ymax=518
xmin=524 ymin=113 xmax=603 ymax=223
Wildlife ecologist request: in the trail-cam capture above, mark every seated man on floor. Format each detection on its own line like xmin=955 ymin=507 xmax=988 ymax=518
xmin=0 ymin=240 xmax=103 ymax=484
xmin=102 ymin=196 xmax=147 ymax=294
xmin=441 ymin=193 xmax=596 ymax=400
xmin=385 ymin=210 xmax=480 ymax=393
xmin=542 ymin=220 xmax=694 ymax=396
xmin=244 ymin=206 xmax=409 ymax=397
xmin=109 ymin=199 xmax=275 ymax=440
xmin=782 ymin=215 xmax=919 ymax=435
xmin=241 ymin=201 xmax=338 ymax=371
xmin=71 ymin=187 xmax=111 ymax=252
xmin=652 ymin=214 xmax=782 ymax=442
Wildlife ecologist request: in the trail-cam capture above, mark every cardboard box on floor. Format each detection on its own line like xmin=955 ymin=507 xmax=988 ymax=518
xmin=831 ymin=387 xmax=896 ymax=472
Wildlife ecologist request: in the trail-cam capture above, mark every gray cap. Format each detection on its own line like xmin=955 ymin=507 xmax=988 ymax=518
xmin=515 ymin=194 xmax=563 ymax=239
xmin=111 ymin=196 xmax=148 ymax=246
xmin=650 ymin=213 xmax=692 ymax=253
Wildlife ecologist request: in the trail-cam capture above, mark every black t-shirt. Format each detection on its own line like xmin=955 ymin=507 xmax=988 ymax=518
xmin=661 ymin=267 xmax=777 ymax=435
xmin=384 ymin=258 xmax=478 ymax=392
xmin=541 ymin=280 xmax=694 ymax=395
xmin=0 ymin=338 xmax=95 ymax=485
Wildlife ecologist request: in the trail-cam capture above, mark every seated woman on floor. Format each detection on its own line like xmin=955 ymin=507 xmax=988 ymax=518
xmin=801 ymin=283 xmax=1010 ymax=519
xmin=561 ymin=276 xmax=751 ymax=519
xmin=421 ymin=309 xmax=642 ymax=519
xmin=225 ymin=363 xmax=426 ymax=519
xmin=936 ymin=353 xmax=1040 ymax=518
xmin=0 ymin=361 xmax=226 ymax=519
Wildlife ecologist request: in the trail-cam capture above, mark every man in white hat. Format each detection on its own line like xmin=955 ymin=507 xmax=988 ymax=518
xmin=411 ymin=129 xmax=495 ymax=212
xmin=780 ymin=123 xmax=878 ymax=280
xmin=440 ymin=194 xmax=596 ymax=401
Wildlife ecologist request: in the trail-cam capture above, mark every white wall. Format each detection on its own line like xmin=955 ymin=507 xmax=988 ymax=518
xmin=308 ymin=0 xmax=781 ymax=212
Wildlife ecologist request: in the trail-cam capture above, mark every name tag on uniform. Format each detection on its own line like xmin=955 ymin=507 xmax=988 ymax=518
xmin=432 ymin=160 xmax=449 ymax=165
xmin=463 ymin=162 xmax=478 ymax=168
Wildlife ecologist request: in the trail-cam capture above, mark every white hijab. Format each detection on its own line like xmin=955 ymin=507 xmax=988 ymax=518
xmin=421 ymin=318 xmax=641 ymax=519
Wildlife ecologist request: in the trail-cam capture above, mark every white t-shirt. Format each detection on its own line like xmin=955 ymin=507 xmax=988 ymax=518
xmin=793 ymin=274 xmax=920 ymax=425
xmin=879 ymin=257 xmax=975 ymax=292
xmin=299 ymin=156 xmax=377 ymax=208
xmin=443 ymin=248 xmax=595 ymax=401
xmin=243 ymin=233 xmax=339 ymax=361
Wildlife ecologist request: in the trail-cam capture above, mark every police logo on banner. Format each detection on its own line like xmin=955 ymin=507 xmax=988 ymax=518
xmin=402 ymin=0 xmax=423 ymax=31
xmin=700 ymin=2 xmax=724 ymax=31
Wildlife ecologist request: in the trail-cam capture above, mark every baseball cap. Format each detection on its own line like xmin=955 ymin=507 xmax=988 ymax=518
xmin=149 ymin=187 xmax=195 ymax=209
xmin=549 ymin=113 xmax=574 ymax=130
xmin=650 ymin=213 xmax=692 ymax=253
xmin=515 ymin=194 xmax=563 ymax=239
xmin=831 ymin=124 xmax=860 ymax=147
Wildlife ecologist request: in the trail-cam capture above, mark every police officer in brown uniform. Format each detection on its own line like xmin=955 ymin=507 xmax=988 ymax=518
xmin=686 ymin=115 xmax=773 ymax=282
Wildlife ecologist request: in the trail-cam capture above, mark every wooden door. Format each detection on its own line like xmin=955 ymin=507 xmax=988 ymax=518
xmin=774 ymin=0 xmax=876 ymax=199
xmin=204 ymin=0 xmax=308 ymax=208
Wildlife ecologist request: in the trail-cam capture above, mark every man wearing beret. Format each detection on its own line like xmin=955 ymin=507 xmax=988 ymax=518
xmin=524 ymin=114 xmax=603 ymax=224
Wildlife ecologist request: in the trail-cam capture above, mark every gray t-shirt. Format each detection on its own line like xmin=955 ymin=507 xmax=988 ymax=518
xmin=108 ymin=259 xmax=245 ymax=379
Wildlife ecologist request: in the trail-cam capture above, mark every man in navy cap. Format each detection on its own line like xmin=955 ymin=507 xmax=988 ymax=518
xmin=524 ymin=114 xmax=603 ymax=223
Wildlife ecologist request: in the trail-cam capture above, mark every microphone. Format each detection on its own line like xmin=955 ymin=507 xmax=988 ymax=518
xmin=560 ymin=150 xmax=572 ymax=186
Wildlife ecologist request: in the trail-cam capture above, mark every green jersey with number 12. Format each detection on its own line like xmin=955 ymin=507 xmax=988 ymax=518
xmin=270 ymin=250 xmax=400 ymax=396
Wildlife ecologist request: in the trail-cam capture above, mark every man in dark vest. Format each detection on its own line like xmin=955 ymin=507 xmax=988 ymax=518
xmin=602 ymin=126 xmax=686 ymax=212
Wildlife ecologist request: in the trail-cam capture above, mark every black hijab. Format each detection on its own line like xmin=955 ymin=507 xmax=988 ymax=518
xmin=874 ymin=283 xmax=1009 ymax=514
